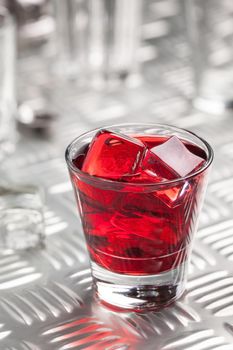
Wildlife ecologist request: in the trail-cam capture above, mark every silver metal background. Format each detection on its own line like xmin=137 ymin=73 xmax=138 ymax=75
xmin=2 ymin=0 xmax=233 ymax=348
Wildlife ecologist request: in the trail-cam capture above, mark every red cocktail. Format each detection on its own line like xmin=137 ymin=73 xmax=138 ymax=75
xmin=66 ymin=124 xmax=213 ymax=311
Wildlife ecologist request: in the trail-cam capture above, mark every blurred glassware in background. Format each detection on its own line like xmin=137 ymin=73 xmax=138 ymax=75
xmin=7 ymin=0 xmax=54 ymax=51
xmin=0 ymin=4 xmax=46 ymax=252
xmin=0 ymin=6 xmax=17 ymax=161
xmin=0 ymin=183 xmax=45 ymax=250
xmin=18 ymin=97 xmax=57 ymax=134
xmin=53 ymin=0 xmax=142 ymax=88
xmin=187 ymin=0 xmax=233 ymax=114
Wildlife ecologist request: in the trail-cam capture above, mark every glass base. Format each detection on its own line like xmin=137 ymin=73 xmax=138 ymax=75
xmin=92 ymin=262 xmax=187 ymax=312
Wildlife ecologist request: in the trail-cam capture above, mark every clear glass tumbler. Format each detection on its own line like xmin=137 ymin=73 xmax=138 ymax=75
xmin=53 ymin=0 xmax=142 ymax=86
xmin=0 ymin=6 xmax=16 ymax=161
xmin=66 ymin=124 xmax=213 ymax=311
xmin=186 ymin=0 xmax=233 ymax=114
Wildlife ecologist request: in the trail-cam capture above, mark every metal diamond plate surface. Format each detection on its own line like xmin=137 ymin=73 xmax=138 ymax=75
xmin=2 ymin=0 xmax=233 ymax=348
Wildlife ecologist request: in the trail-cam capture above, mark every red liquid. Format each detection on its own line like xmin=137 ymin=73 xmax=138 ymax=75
xmin=71 ymin=135 xmax=207 ymax=275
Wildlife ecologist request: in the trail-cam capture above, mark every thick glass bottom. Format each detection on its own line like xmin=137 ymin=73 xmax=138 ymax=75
xmin=92 ymin=261 xmax=187 ymax=312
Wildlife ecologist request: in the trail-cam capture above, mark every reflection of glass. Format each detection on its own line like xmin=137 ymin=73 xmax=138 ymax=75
xmin=187 ymin=0 xmax=233 ymax=113
xmin=66 ymin=124 xmax=213 ymax=311
xmin=53 ymin=0 xmax=142 ymax=86
xmin=0 ymin=184 xmax=45 ymax=251
xmin=0 ymin=7 xmax=16 ymax=161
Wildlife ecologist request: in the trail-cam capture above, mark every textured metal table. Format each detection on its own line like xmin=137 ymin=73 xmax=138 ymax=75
xmin=2 ymin=1 xmax=233 ymax=349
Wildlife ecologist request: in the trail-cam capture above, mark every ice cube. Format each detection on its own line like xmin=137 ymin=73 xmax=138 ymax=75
xmin=146 ymin=136 xmax=204 ymax=179
xmin=0 ymin=185 xmax=45 ymax=250
xmin=111 ymin=211 xmax=178 ymax=245
xmin=142 ymin=149 xmax=176 ymax=181
xmin=155 ymin=181 xmax=191 ymax=208
xmin=107 ymin=229 xmax=168 ymax=259
xmin=82 ymin=129 xmax=145 ymax=180
xmin=112 ymin=192 xmax=181 ymax=245
xmin=75 ymin=178 xmax=119 ymax=211
xmin=0 ymin=209 xmax=44 ymax=250
xmin=122 ymin=170 xmax=164 ymax=184
xmin=84 ymin=212 xmax=115 ymax=237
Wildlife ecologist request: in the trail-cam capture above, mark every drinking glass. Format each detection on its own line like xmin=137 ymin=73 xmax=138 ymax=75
xmin=0 ymin=7 xmax=45 ymax=252
xmin=53 ymin=0 xmax=142 ymax=86
xmin=66 ymin=124 xmax=213 ymax=311
xmin=0 ymin=6 xmax=16 ymax=161
xmin=186 ymin=0 xmax=233 ymax=113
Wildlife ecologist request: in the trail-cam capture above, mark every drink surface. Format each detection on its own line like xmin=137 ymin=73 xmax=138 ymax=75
xmin=71 ymin=133 xmax=206 ymax=275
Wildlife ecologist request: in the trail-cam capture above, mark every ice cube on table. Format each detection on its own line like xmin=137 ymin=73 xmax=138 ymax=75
xmin=145 ymin=136 xmax=204 ymax=179
xmin=82 ymin=129 xmax=145 ymax=180
xmin=0 ymin=185 xmax=45 ymax=250
xmin=0 ymin=209 xmax=44 ymax=250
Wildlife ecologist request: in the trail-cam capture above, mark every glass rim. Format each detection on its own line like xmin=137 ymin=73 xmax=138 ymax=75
xmin=65 ymin=123 xmax=214 ymax=188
